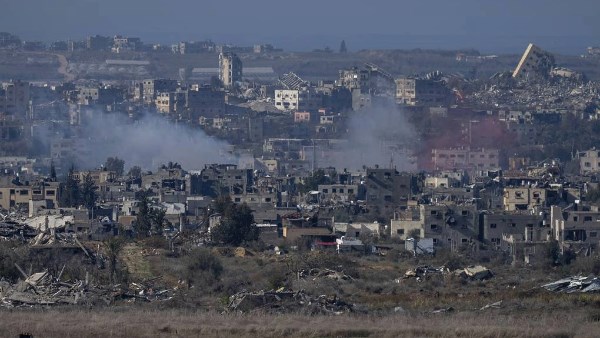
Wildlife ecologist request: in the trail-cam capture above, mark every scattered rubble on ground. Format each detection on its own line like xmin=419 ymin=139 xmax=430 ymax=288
xmin=402 ymin=265 xmax=493 ymax=281
xmin=403 ymin=265 xmax=447 ymax=280
xmin=227 ymin=289 xmax=354 ymax=315
xmin=479 ymin=300 xmax=502 ymax=311
xmin=0 ymin=268 xmax=175 ymax=308
xmin=542 ymin=276 xmax=600 ymax=293
xmin=299 ymin=268 xmax=354 ymax=282
xmin=457 ymin=265 xmax=494 ymax=280
xmin=0 ymin=221 xmax=37 ymax=241
xmin=431 ymin=307 xmax=454 ymax=314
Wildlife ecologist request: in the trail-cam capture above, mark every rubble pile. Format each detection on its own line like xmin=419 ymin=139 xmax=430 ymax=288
xmin=404 ymin=265 xmax=447 ymax=279
xmin=542 ymin=276 xmax=600 ymax=293
xmin=457 ymin=265 xmax=494 ymax=281
xmin=467 ymin=77 xmax=600 ymax=111
xmin=402 ymin=265 xmax=493 ymax=281
xmin=299 ymin=268 xmax=354 ymax=281
xmin=227 ymin=289 xmax=353 ymax=315
xmin=0 ymin=270 xmax=175 ymax=308
xmin=0 ymin=221 xmax=37 ymax=240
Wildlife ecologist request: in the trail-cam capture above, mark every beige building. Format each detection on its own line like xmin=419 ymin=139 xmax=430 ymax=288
xmin=318 ymin=184 xmax=358 ymax=202
xmin=579 ymin=149 xmax=600 ymax=175
xmin=481 ymin=211 xmax=545 ymax=246
xmin=503 ymin=187 xmax=547 ymax=211
xmin=390 ymin=204 xmax=478 ymax=250
xmin=219 ymin=52 xmax=242 ymax=88
xmin=431 ymin=148 xmax=499 ymax=171
xmin=0 ymin=181 xmax=60 ymax=211
xmin=551 ymin=205 xmax=600 ymax=246
xmin=395 ymin=77 xmax=452 ymax=106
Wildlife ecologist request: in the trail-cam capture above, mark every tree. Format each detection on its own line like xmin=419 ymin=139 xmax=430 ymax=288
xmin=127 ymin=165 xmax=142 ymax=179
xmin=104 ymin=157 xmax=125 ymax=176
xmin=134 ymin=191 xmax=153 ymax=237
xmin=80 ymin=173 xmax=98 ymax=211
xmin=211 ymin=202 xmax=258 ymax=246
xmin=104 ymin=237 xmax=125 ymax=283
xmin=60 ymin=165 xmax=80 ymax=207
xmin=151 ymin=208 xmax=168 ymax=235
xmin=339 ymin=40 xmax=347 ymax=53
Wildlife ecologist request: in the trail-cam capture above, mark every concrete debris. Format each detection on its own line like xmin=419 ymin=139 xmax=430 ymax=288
xmin=0 ymin=270 xmax=174 ymax=308
xmin=479 ymin=300 xmax=502 ymax=310
xmin=404 ymin=265 xmax=447 ymax=279
xmin=431 ymin=307 xmax=454 ymax=314
xmin=542 ymin=276 xmax=600 ymax=293
xmin=227 ymin=289 xmax=353 ymax=315
xmin=462 ymin=265 xmax=494 ymax=280
xmin=0 ymin=221 xmax=37 ymax=240
xmin=394 ymin=305 xmax=406 ymax=313
xmin=299 ymin=268 xmax=354 ymax=281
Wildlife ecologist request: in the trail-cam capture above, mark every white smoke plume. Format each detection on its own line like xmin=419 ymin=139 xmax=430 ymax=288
xmin=77 ymin=111 xmax=233 ymax=171
xmin=323 ymin=100 xmax=418 ymax=171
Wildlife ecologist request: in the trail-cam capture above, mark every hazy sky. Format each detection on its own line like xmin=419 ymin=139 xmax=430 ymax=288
xmin=1 ymin=0 xmax=598 ymax=53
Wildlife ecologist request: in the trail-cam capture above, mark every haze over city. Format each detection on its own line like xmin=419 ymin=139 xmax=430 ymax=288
xmin=0 ymin=1 xmax=600 ymax=337
xmin=2 ymin=0 xmax=599 ymax=53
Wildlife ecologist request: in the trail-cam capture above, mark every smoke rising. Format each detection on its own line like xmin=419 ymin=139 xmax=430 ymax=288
xmin=323 ymin=100 xmax=418 ymax=171
xmin=77 ymin=111 xmax=233 ymax=171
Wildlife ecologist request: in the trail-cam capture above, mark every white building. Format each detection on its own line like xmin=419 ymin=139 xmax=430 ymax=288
xmin=274 ymin=89 xmax=321 ymax=112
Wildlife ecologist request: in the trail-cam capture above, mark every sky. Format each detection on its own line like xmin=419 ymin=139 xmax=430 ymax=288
xmin=1 ymin=0 xmax=598 ymax=54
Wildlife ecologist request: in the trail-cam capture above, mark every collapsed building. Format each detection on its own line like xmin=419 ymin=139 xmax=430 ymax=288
xmin=512 ymin=43 xmax=555 ymax=80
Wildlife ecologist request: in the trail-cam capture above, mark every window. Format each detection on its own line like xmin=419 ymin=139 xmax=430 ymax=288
xmin=590 ymin=232 xmax=598 ymax=238
xmin=19 ymin=190 xmax=28 ymax=196
xmin=511 ymin=223 xmax=516 ymax=227
xmin=397 ymin=229 xmax=405 ymax=235
xmin=490 ymin=223 xmax=497 ymax=229
xmin=430 ymin=224 xmax=438 ymax=230
xmin=348 ymin=189 xmax=354 ymax=194
xmin=584 ymin=216 xmax=592 ymax=222
xmin=574 ymin=216 xmax=579 ymax=222
xmin=322 ymin=189 xmax=328 ymax=194
xmin=332 ymin=188 xmax=337 ymax=193
xmin=339 ymin=189 xmax=344 ymax=193
xmin=431 ymin=210 xmax=438 ymax=215
xmin=461 ymin=210 xmax=468 ymax=216
xmin=461 ymin=238 xmax=468 ymax=243
xmin=46 ymin=190 xmax=55 ymax=196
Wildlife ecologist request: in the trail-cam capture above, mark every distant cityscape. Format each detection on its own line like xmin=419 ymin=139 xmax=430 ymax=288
xmin=1 ymin=28 xmax=600 ymax=335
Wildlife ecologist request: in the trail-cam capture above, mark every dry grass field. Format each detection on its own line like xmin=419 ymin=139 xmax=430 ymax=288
xmin=1 ymin=307 xmax=599 ymax=338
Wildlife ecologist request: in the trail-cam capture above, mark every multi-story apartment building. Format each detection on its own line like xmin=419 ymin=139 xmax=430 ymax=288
xmin=219 ymin=53 xmax=242 ymax=88
xmin=395 ymin=77 xmax=452 ymax=106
